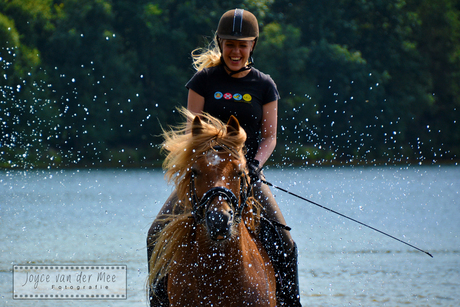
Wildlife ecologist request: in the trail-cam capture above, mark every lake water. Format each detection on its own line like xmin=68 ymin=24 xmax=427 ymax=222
xmin=1 ymin=165 xmax=459 ymax=306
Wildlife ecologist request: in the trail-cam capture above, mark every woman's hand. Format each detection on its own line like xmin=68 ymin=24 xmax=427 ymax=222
xmin=247 ymin=159 xmax=261 ymax=183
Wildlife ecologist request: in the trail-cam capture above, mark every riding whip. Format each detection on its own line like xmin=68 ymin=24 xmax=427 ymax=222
xmin=261 ymin=178 xmax=433 ymax=258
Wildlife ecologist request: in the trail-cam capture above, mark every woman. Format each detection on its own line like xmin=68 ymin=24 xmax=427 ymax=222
xmin=147 ymin=9 xmax=301 ymax=306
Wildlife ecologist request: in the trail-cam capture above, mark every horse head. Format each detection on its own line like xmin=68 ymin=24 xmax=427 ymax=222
xmin=189 ymin=115 xmax=251 ymax=241
xmin=149 ymin=110 xmax=276 ymax=306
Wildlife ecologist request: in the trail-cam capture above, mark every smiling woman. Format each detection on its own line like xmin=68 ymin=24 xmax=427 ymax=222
xmin=189 ymin=8 xmax=259 ymax=77
xmin=220 ymin=39 xmax=255 ymax=77
xmin=214 ymin=8 xmax=258 ymax=77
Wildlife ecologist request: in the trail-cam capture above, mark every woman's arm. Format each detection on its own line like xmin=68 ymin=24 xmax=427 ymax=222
xmin=187 ymin=89 xmax=205 ymax=115
xmin=255 ymin=100 xmax=278 ymax=167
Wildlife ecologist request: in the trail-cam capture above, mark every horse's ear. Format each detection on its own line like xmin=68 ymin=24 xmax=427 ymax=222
xmin=191 ymin=115 xmax=204 ymax=136
xmin=227 ymin=115 xmax=241 ymax=134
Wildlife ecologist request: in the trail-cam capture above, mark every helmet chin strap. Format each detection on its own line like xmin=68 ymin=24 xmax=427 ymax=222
xmin=221 ymin=55 xmax=254 ymax=76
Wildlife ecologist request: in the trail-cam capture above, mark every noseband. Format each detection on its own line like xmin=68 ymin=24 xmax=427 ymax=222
xmin=190 ymin=171 xmax=251 ymax=225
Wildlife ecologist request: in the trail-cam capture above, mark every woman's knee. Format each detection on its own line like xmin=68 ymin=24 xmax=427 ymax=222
xmin=253 ymin=182 xmax=297 ymax=252
xmin=254 ymin=182 xmax=286 ymax=223
xmin=279 ymin=228 xmax=296 ymax=252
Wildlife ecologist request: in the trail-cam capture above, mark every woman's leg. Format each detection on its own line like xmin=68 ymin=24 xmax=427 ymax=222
xmin=147 ymin=190 xmax=179 ymax=261
xmin=147 ymin=190 xmax=179 ymax=307
xmin=253 ymin=181 xmax=296 ymax=253
xmin=253 ymin=180 xmax=302 ymax=306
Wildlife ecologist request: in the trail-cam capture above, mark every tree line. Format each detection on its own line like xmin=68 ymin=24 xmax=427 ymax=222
xmin=1 ymin=0 xmax=459 ymax=168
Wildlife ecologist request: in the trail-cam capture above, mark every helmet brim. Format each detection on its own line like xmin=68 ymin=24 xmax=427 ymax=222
xmin=218 ymin=34 xmax=257 ymax=41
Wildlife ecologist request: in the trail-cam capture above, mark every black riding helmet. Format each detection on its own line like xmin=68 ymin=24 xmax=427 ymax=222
xmin=216 ymin=9 xmax=259 ymax=75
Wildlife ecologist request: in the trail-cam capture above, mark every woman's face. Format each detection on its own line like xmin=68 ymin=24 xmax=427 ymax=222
xmin=221 ymin=39 xmax=255 ymax=74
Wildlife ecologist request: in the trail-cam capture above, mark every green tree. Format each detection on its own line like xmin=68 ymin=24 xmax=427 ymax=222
xmin=408 ymin=0 xmax=460 ymax=160
xmin=1 ymin=2 xmax=61 ymax=167
xmin=266 ymin=0 xmax=446 ymax=163
xmin=1 ymin=0 xmax=459 ymax=168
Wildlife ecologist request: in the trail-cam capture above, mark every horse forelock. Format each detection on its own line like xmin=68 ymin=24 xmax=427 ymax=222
xmin=162 ymin=112 xmax=247 ymax=205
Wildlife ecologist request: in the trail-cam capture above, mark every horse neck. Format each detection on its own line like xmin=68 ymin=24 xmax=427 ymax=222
xmin=169 ymin=221 xmax=276 ymax=307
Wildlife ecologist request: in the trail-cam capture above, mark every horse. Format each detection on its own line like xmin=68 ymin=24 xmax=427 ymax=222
xmin=147 ymin=110 xmax=277 ymax=306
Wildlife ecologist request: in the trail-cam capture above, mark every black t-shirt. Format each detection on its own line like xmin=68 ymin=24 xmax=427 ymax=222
xmin=186 ymin=65 xmax=280 ymax=160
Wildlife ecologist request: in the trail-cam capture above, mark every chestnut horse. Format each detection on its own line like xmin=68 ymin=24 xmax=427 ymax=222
xmin=148 ymin=111 xmax=276 ymax=306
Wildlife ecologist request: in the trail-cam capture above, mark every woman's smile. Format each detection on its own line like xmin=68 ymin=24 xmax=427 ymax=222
xmin=221 ymin=39 xmax=254 ymax=75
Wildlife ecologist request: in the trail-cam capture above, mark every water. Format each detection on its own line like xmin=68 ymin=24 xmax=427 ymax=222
xmin=1 ymin=166 xmax=459 ymax=306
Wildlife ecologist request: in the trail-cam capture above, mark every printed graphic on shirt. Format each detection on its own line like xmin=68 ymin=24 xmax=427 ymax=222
xmin=233 ymin=93 xmax=242 ymax=101
xmin=214 ymin=91 xmax=252 ymax=103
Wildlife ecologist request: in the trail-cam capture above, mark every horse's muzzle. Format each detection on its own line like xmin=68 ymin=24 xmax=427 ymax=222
xmin=206 ymin=208 xmax=234 ymax=241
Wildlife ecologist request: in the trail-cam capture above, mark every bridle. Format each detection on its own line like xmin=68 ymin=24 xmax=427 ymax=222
xmin=189 ymin=167 xmax=252 ymax=226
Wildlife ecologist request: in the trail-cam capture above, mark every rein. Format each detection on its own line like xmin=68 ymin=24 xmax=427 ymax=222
xmin=190 ymin=171 xmax=251 ymax=225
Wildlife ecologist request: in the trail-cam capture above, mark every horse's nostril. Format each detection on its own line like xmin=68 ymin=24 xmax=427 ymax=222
xmin=206 ymin=209 xmax=234 ymax=241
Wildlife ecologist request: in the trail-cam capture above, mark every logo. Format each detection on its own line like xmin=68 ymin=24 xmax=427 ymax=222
xmin=233 ymin=93 xmax=242 ymax=101
xmin=214 ymin=92 xmax=223 ymax=99
xmin=224 ymin=93 xmax=233 ymax=100
xmin=13 ymin=265 xmax=127 ymax=300
xmin=243 ymin=94 xmax=252 ymax=102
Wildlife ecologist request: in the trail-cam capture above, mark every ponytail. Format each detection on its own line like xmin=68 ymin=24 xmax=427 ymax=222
xmin=191 ymin=36 xmax=222 ymax=71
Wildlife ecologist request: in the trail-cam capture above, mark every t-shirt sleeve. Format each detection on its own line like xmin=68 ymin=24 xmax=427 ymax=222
xmin=264 ymin=75 xmax=280 ymax=104
xmin=185 ymin=70 xmax=207 ymax=97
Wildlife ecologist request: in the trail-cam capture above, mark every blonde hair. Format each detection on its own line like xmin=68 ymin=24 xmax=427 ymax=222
xmin=191 ymin=36 xmax=222 ymax=71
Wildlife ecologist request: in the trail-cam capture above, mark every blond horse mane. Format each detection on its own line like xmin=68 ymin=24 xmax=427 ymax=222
xmin=148 ymin=108 xmax=262 ymax=293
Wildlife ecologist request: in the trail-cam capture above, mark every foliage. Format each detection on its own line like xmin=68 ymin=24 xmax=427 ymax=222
xmin=1 ymin=0 xmax=459 ymax=168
